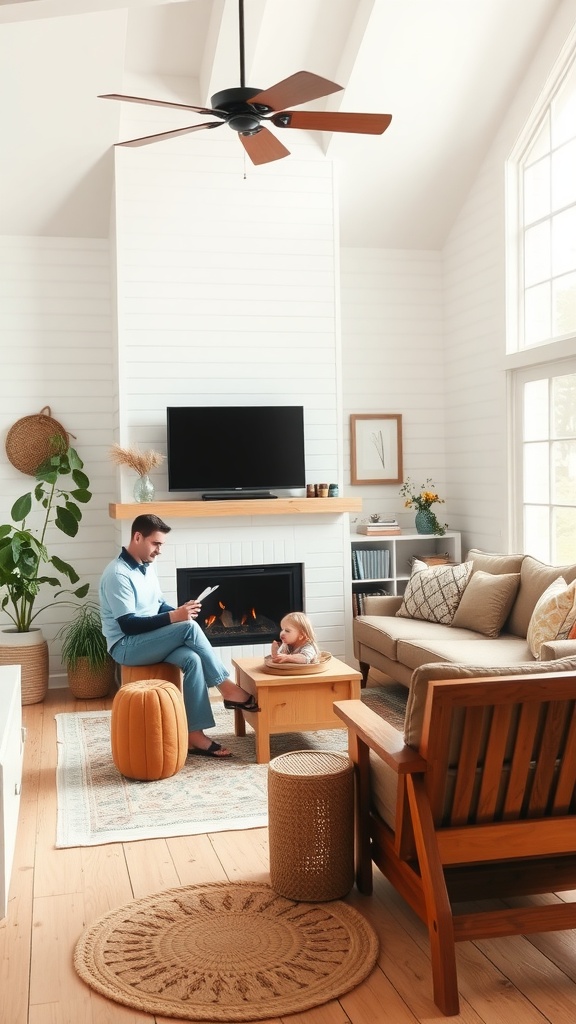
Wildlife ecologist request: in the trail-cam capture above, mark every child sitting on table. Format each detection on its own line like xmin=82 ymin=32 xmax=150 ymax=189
xmin=270 ymin=612 xmax=320 ymax=664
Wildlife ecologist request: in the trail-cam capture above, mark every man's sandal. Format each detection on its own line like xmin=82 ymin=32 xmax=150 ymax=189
xmin=222 ymin=695 xmax=260 ymax=712
xmin=188 ymin=741 xmax=233 ymax=758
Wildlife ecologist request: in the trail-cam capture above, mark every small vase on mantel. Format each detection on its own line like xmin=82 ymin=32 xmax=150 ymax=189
xmin=133 ymin=474 xmax=155 ymax=503
xmin=415 ymin=509 xmax=439 ymax=535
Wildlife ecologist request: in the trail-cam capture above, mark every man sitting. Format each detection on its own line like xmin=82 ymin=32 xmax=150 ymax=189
xmin=99 ymin=513 xmax=258 ymax=758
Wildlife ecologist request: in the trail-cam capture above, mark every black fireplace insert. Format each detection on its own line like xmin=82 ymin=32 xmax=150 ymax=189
xmin=176 ymin=562 xmax=304 ymax=647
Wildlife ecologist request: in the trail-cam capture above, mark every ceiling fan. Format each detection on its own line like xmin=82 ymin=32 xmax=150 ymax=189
xmin=99 ymin=0 xmax=392 ymax=165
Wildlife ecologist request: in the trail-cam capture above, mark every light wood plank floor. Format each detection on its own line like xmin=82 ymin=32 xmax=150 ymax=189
xmin=2 ymin=688 xmax=576 ymax=1024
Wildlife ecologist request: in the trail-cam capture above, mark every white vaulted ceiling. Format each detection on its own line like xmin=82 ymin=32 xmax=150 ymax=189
xmin=0 ymin=0 xmax=565 ymax=246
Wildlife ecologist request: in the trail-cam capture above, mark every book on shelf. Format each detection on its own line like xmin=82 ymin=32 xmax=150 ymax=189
xmin=356 ymin=524 xmax=401 ymax=535
xmin=354 ymin=528 xmax=399 ymax=536
xmin=352 ymin=548 xmax=390 ymax=580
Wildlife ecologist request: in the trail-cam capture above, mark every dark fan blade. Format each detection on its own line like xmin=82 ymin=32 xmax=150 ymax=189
xmin=116 ymin=122 xmax=223 ymax=148
xmin=99 ymin=93 xmax=224 ymax=118
xmin=271 ymin=110 xmax=392 ymax=135
xmin=248 ymin=72 xmax=342 ymax=112
xmin=239 ymin=127 xmax=290 ymax=165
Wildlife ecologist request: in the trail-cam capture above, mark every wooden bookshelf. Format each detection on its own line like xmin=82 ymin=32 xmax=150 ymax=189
xmin=108 ymin=498 xmax=362 ymax=520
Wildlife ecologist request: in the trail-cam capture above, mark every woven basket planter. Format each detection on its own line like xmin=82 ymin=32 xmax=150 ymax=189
xmin=0 ymin=629 xmax=49 ymax=704
xmin=67 ymin=656 xmax=116 ymax=700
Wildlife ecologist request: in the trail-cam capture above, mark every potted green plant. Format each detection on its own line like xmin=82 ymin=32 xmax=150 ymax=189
xmin=0 ymin=436 xmax=92 ymax=703
xmin=58 ymin=602 xmax=115 ymax=699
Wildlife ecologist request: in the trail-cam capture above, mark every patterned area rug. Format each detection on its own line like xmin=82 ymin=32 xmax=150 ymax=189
xmin=74 ymin=880 xmax=379 ymax=1021
xmin=55 ymin=684 xmax=406 ymax=848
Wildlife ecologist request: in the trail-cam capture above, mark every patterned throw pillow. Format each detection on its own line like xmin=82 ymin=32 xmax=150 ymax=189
xmin=396 ymin=561 xmax=473 ymax=625
xmin=527 ymin=576 xmax=576 ymax=659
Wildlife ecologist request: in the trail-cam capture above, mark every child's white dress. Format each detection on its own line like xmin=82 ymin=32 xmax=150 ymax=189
xmin=276 ymin=641 xmax=318 ymax=664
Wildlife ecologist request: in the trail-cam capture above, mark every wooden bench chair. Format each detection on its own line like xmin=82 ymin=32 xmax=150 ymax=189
xmin=334 ymin=671 xmax=576 ymax=1015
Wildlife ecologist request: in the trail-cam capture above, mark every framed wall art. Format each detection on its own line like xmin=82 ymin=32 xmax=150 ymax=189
xmin=350 ymin=414 xmax=403 ymax=485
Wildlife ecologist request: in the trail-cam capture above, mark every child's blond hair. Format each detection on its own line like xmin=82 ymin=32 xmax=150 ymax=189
xmin=281 ymin=611 xmax=320 ymax=654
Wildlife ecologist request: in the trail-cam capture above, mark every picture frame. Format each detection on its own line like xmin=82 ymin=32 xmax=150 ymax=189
xmin=350 ymin=414 xmax=403 ymax=485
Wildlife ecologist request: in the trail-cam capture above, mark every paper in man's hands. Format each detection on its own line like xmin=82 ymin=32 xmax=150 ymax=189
xmin=195 ymin=585 xmax=219 ymax=603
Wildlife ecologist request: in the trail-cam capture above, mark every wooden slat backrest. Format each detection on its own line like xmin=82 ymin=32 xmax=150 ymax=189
xmin=419 ymin=674 xmax=576 ymax=850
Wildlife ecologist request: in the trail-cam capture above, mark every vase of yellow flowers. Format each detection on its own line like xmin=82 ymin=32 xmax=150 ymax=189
xmin=110 ymin=443 xmax=165 ymax=502
xmin=399 ymin=477 xmax=447 ymax=535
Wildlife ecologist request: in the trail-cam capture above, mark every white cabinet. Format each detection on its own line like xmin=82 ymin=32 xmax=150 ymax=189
xmin=0 ymin=665 xmax=24 ymax=920
xmin=351 ymin=530 xmax=462 ymax=614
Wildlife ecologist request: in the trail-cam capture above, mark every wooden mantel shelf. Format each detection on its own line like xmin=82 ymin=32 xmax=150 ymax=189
xmin=109 ymin=498 xmax=362 ymax=520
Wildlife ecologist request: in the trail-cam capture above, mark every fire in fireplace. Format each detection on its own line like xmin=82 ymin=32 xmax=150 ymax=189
xmin=176 ymin=563 xmax=304 ymax=647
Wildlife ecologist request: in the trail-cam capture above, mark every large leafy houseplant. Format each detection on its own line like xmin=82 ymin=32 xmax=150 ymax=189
xmin=0 ymin=437 xmax=91 ymax=632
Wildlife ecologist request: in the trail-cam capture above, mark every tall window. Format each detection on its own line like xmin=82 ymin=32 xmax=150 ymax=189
xmin=514 ymin=57 xmax=576 ymax=350
xmin=513 ymin=361 xmax=576 ymax=563
xmin=510 ymin=37 xmax=576 ymax=560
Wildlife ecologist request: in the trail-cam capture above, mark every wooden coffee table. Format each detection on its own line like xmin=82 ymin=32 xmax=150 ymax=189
xmin=231 ymin=655 xmax=362 ymax=763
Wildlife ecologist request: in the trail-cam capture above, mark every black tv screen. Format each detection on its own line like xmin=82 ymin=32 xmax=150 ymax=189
xmin=167 ymin=406 xmax=306 ymax=495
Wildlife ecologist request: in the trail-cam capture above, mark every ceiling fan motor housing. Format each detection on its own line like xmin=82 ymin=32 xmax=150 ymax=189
xmin=210 ymin=87 xmax=270 ymax=134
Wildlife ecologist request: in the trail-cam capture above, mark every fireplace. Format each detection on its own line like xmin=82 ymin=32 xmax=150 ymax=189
xmin=176 ymin=563 xmax=304 ymax=647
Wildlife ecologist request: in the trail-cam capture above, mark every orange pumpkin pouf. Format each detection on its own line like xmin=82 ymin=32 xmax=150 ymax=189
xmin=111 ymin=680 xmax=188 ymax=781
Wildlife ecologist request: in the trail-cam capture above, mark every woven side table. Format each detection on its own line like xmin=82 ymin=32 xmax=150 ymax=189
xmin=267 ymin=750 xmax=354 ymax=902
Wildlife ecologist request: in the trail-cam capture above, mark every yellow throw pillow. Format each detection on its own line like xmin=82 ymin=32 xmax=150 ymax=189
xmin=527 ymin=577 xmax=576 ymax=659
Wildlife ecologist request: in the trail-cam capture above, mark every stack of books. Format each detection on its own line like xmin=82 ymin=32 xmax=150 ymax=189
xmin=356 ymin=518 xmax=401 ymax=536
xmin=353 ymin=548 xmax=390 ymax=579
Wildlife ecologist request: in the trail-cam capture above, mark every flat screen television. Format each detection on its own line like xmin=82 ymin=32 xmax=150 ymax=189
xmin=167 ymin=405 xmax=306 ymax=498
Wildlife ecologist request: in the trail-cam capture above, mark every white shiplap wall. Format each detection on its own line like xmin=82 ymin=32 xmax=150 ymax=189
xmin=110 ymin=126 xmax=352 ymax=670
xmin=340 ymin=247 xmax=444 ymax=527
xmin=0 ymin=235 xmax=117 ymax=681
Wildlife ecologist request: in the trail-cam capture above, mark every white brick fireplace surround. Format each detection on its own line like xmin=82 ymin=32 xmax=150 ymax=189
xmin=110 ymin=502 xmax=357 ymax=672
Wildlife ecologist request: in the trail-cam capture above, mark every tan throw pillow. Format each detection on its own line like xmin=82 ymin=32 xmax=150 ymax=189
xmin=507 ymin=555 xmax=576 ymax=638
xmin=451 ymin=570 xmax=520 ymax=637
xmin=466 ymin=548 xmax=525 ymax=576
xmin=526 ymin=577 xmax=576 ymax=659
xmin=396 ymin=561 xmax=472 ymax=625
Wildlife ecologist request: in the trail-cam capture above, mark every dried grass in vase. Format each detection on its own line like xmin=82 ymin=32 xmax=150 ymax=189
xmin=109 ymin=443 xmax=165 ymax=477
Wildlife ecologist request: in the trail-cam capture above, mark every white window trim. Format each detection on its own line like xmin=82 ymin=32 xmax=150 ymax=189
xmin=510 ymin=355 xmax=576 ymax=554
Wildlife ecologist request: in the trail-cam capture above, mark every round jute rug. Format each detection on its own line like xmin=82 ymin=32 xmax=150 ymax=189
xmin=74 ymin=880 xmax=379 ymax=1021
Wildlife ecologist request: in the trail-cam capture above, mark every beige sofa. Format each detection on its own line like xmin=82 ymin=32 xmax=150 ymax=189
xmin=354 ymin=548 xmax=576 ymax=688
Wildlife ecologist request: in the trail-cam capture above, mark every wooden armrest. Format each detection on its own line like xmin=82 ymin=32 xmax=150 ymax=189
xmin=334 ymin=700 xmax=426 ymax=774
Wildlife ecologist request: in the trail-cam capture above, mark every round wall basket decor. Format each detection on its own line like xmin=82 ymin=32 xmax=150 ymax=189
xmin=5 ymin=406 xmax=69 ymax=476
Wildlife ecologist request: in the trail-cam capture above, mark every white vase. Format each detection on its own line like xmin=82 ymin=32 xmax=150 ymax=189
xmin=0 ymin=627 xmax=49 ymax=705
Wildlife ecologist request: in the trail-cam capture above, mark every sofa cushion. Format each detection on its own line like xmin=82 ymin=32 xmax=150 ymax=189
xmin=466 ymin=548 xmax=525 ymax=575
xmin=507 ymin=555 xmax=576 ymax=638
xmin=397 ymin=634 xmax=531 ymax=671
xmin=354 ymin=615 xmax=459 ymax=662
xmin=451 ymin=570 xmax=520 ymax=637
xmin=404 ymin=656 xmax=576 ymax=752
xmin=526 ymin=577 xmax=576 ymax=658
xmin=396 ymin=560 xmax=472 ymax=625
